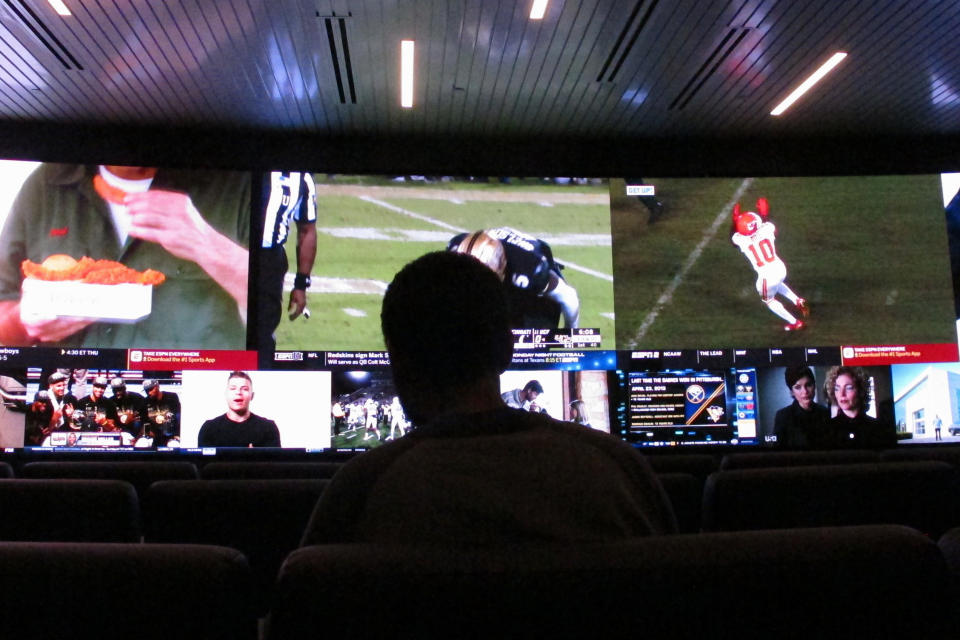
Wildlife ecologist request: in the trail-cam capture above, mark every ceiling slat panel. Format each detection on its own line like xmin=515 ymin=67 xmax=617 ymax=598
xmin=594 ymin=0 xmax=726 ymax=136
xmin=103 ymin=0 xmax=210 ymax=124
xmin=519 ymin=1 xmax=606 ymax=136
xmin=548 ymin=0 xmax=646 ymax=137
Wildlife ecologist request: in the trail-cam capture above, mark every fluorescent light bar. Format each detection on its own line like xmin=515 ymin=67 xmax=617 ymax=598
xmin=400 ymin=40 xmax=415 ymax=108
xmin=48 ymin=0 xmax=71 ymax=15
xmin=530 ymin=0 xmax=549 ymax=19
xmin=770 ymin=52 xmax=847 ymax=116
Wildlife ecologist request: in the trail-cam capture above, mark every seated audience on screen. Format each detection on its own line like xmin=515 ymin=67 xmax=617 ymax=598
xmin=773 ymin=366 xmax=830 ymax=448
xmin=197 ymin=371 xmax=280 ymax=448
xmin=824 ymin=366 xmax=896 ymax=448
xmin=302 ymin=251 xmax=676 ymax=546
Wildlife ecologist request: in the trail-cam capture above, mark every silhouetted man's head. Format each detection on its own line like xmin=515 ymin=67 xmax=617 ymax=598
xmin=381 ymin=251 xmax=513 ymax=424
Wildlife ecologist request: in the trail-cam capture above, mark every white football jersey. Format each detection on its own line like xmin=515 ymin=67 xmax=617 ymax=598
xmin=732 ymin=221 xmax=784 ymax=277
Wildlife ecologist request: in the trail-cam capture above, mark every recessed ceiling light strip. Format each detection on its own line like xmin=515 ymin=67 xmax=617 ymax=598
xmin=530 ymin=0 xmax=548 ymax=20
xmin=770 ymin=51 xmax=847 ymax=116
xmin=400 ymin=39 xmax=414 ymax=108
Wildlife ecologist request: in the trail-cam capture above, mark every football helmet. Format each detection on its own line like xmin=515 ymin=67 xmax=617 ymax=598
xmin=450 ymin=230 xmax=507 ymax=281
xmin=735 ymin=212 xmax=762 ymax=236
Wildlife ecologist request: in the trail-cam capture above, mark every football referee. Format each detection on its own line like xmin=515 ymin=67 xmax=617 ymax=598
xmin=257 ymin=171 xmax=318 ymax=354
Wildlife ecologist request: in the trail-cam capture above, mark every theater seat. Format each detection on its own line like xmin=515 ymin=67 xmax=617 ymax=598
xmin=702 ymin=461 xmax=960 ymax=537
xmin=0 ymin=479 xmax=139 ymax=542
xmin=268 ymin=525 xmax=955 ymax=638
xmin=201 ymin=461 xmax=342 ymax=479
xmin=655 ymin=472 xmax=701 ymax=533
xmin=0 ymin=461 xmax=12 ymax=478
xmin=143 ymin=478 xmax=328 ymax=615
xmin=0 ymin=542 xmax=256 ymax=639
xmin=21 ymin=460 xmax=199 ymax=496
xmin=720 ymin=449 xmax=881 ymax=470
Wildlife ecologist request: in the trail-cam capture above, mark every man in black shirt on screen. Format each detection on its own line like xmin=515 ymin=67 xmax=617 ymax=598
xmin=197 ymin=371 xmax=281 ymax=448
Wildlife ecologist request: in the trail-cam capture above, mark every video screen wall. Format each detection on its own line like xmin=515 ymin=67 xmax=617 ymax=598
xmin=0 ymin=161 xmax=958 ymax=452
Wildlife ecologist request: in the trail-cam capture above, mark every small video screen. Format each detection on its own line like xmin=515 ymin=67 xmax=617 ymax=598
xmin=179 ymin=370 xmax=331 ymax=449
xmin=754 ymin=365 xmax=895 ymax=449
xmin=329 ymin=370 xmax=407 ymax=450
xmin=21 ymin=367 xmax=182 ymax=449
xmin=260 ymin=174 xmax=615 ymax=353
xmin=611 ymin=175 xmax=956 ymax=350
xmin=0 ymin=367 xmax=27 ymax=449
xmin=891 ymin=362 xmax=960 ymax=444
xmin=0 ymin=160 xmax=251 ymax=350
xmin=617 ymin=368 xmax=758 ymax=447
xmin=499 ymin=369 xmax=611 ymax=433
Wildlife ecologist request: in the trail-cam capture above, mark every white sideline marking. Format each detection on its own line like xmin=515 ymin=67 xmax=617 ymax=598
xmin=284 ymin=274 xmax=388 ymax=295
xmin=601 ymin=312 xmax=615 ymax=320
xmin=627 ymin=178 xmax=755 ymax=349
xmin=358 ymin=195 xmax=466 ymax=233
xmin=352 ymin=197 xmax=615 ymax=282
xmin=343 ymin=308 xmax=367 ymax=317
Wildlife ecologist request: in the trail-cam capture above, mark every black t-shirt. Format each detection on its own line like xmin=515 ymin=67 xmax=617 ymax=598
xmin=197 ymin=413 xmax=281 ymax=448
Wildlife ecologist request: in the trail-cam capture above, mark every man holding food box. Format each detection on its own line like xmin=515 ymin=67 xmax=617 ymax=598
xmin=0 ymin=164 xmax=250 ymax=348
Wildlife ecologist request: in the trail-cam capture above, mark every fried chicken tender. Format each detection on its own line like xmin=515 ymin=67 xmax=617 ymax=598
xmin=21 ymin=254 xmax=166 ymax=285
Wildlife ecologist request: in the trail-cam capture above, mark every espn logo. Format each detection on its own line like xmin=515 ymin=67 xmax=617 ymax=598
xmin=626 ymin=185 xmax=655 ymax=196
xmin=274 ymin=352 xmax=304 ymax=361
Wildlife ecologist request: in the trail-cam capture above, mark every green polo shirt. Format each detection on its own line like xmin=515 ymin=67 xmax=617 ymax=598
xmin=0 ymin=164 xmax=250 ymax=349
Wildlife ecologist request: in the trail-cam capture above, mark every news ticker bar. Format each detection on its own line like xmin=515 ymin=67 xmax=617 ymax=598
xmin=0 ymin=341 xmax=952 ymax=371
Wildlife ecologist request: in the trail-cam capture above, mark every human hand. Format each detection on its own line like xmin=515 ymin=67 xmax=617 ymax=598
xmin=21 ymin=315 xmax=94 ymax=343
xmin=288 ymin=289 xmax=307 ymax=320
xmin=125 ymin=190 xmax=212 ymax=263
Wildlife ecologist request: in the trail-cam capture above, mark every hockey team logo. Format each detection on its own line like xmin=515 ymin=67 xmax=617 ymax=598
xmin=685 ymin=384 xmax=706 ymax=404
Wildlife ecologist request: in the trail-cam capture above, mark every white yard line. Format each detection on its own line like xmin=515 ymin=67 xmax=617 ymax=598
xmin=358 ymin=196 xmax=466 ymax=233
xmin=627 ymin=178 xmax=755 ymax=349
xmin=355 ymin=197 xmax=614 ymax=282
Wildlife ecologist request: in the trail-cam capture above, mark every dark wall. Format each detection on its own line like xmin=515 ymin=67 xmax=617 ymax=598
xmin=1 ymin=121 xmax=959 ymax=177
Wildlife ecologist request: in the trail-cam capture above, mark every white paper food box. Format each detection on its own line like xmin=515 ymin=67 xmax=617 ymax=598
xmin=20 ymin=278 xmax=153 ymax=323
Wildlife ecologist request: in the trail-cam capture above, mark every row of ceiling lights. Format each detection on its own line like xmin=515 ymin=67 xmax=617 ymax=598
xmin=45 ymin=0 xmax=845 ymax=116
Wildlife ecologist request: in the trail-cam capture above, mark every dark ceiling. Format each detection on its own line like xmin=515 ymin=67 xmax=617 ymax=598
xmin=0 ymin=0 xmax=958 ymax=175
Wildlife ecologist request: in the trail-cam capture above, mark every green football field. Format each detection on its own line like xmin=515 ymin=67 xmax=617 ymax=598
xmin=275 ymin=177 xmax=616 ymax=351
xmin=612 ymin=175 xmax=956 ymax=349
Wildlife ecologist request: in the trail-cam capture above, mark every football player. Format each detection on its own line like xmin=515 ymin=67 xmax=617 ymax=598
xmin=448 ymin=227 xmax=580 ymax=329
xmin=730 ymin=198 xmax=809 ymax=331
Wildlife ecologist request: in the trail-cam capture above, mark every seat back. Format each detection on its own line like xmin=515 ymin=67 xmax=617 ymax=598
xmin=720 ymin=449 xmax=881 ymax=470
xmin=21 ymin=461 xmax=199 ymax=496
xmin=0 ymin=542 xmax=256 ymax=639
xmin=268 ymin=525 xmax=955 ymax=639
xmin=703 ymin=460 xmax=960 ymax=536
xmin=0 ymin=478 xmax=139 ymax=542
xmin=201 ymin=461 xmax=342 ymax=479
xmin=144 ymin=478 xmax=328 ymax=614
xmin=656 ymin=472 xmax=701 ymax=533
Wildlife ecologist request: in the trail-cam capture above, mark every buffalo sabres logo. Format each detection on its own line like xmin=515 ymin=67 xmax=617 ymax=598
xmin=685 ymin=384 xmax=706 ymax=404
xmin=706 ymin=404 xmax=725 ymax=423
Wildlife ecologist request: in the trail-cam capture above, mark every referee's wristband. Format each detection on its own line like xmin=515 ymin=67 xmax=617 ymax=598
xmin=293 ymin=273 xmax=312 ymax=290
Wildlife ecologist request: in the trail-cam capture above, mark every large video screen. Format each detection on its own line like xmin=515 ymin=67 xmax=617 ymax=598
xmin=611 ymin=175 xmax=955 ymax=350
xmin=2 ymin=162 xmax=959 ymax=454
xmin=262 ymin=175 xmax=615 ymax=353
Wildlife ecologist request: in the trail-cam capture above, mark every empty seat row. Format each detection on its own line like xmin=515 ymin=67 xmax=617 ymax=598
xmin=5 ymin=460 xmax=342 ymax=491
xmin=0 ymin=477 xmax=328 ymax=615
xmin=1 ymin=524 xmax=955 ymax=638
xmin=268 ymin=525 xmax=958 ymax=638
xmin=0 ymin=542 xmax=257 ymax=640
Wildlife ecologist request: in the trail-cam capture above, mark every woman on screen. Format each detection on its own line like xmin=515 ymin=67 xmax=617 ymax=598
xmin=773 ymin=366 xmax=830 ymax=449
xmin=824 ymin=366 xmax=896 ymax=449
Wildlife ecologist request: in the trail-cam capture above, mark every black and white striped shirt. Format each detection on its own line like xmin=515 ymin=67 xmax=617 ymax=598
xmin=260 ymin=171 xmax=317 ymax=249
